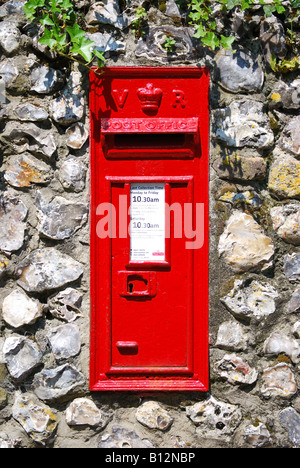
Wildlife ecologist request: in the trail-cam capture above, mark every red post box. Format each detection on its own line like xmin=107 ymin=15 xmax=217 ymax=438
xmin=90 ymin=67 xmax=209 ymax=391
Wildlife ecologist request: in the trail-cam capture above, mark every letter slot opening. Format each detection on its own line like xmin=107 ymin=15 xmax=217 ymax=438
xmin=114 ymin=134 xmax=186 ymax=149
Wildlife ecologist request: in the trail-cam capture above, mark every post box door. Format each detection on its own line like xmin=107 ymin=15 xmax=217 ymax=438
xmin=111 ymin=180 xmax=193 ymax=372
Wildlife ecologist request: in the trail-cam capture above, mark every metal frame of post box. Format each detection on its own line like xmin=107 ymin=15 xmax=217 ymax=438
xmin=89 ymin=67 xmax=209 ymax=391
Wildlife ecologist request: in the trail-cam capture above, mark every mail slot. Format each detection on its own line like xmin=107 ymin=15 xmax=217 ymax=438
xmin=90 ymin=67 xmax=209 ymax=391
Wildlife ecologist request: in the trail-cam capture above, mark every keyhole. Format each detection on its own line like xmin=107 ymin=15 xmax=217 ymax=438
xmin=128 ymin=283 xmax=134 ymax=293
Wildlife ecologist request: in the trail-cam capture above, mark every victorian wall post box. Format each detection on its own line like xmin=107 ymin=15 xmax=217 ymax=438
xmin=90 ymin=67 xmax=209 ymax=391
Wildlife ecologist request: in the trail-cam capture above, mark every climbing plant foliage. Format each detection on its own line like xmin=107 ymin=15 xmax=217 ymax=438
xmin=187 ymin=0 xmax=300 ymax=51
xmin=23 ymin=0 xmax=105 ymax=70
xmin=23 ymin=0 xmax=300 ymax=73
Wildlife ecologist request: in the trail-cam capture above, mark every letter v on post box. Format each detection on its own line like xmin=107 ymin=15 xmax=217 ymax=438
xmin=89 ymin=67 xmax=209 ymax=391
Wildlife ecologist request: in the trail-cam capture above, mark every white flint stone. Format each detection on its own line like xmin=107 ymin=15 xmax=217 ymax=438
xmin=47 ymin=288 xmax=83 ymax=322
xmin=66 ymin=122 xmax=88 ymax=150
xmin=98 ymin=426 xmax=154 ymax=448
xmin=288 ymin=287 xmax=300 ymax=313
xmin=215 ymin=48 xmax=264 ymax=93
xmin=261 ymin=363 xmax=297 ymax=398
xmin=12 ymin=392 xmax=58 ymax=446
xmin=58 ymin=158 xmax=86 ymax=193
xmin=4 ymin=153 xmax=52 ymax=188
xmin=1 ymin=121 xmax=56 ymax=159
xmin=244 ymin=423 xmax=271 ymax=448
xmin=0 ymin=194 xmax=27 ymax=253
xmin=278 ymin=116 xmax=300 ymax=158
xmin=221 ymin=278 xmax=279 ymax=321
xmin=213 ymin=100 xmax=274 ymax=149
xmin=87 ymin=32 xmax=126 ymax=55
xmin=136 ymin=401 xmax=173 ymax=431
xmin=15 ymin=103 xmax=49 ymax=121
xmin=263 ymin=331 xmax=300 ymax=363
xmin=284 ymin=253 xmax=300 ymax=282
xmin=218 ymin=212 xmax=274 ymax=273
xmin=50 ymin=70 xmax=84 ymax=126
xmin=271 ymin=203 xmax=300 ymax=245
xmin=85 ymin=1 xmax=128 ymax=29
xmin=214 ymin=354 xmax=258 ymax=386
xmin=17 ymin=248 xmax=83 ymax=293
xmin=30 ymin=65 xmax=64 ymax=94
xmin=0 ymin=22 xmax=21 ymax=55
xmin=2 ymin=289 xmax=43 ymax=328
xmin=215 ymin=321 xmax=249 ymax=351
xmin=32 ymin=364 xmax=85 ymax=401
xmin=3 ymin=336 xmax=42 ymax=381
xmin=47 ymin=324 xmax=81 ymax=361
xmin=186 ymin=396 xmax=242 ymax=440
xmin=66 ymin=398 xmax=105 ymax=427
xmin=36 ymin=193 xmax=88 ymax=240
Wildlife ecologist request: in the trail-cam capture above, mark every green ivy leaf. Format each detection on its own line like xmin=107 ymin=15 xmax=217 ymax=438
xmin=38 ymin=28 xmax=58 ymax=49
xmin=201 ymin=31 xmax=220 ymax=50
xmin=220 ymin=35 xmax=236 ymax=50
xmin=66 ymin=23 xmax=86 ymax=44
xmin=226 ymin=0 xmax=241 ymax=10
xmin=71 ymin=36 xmax=94 ymax=62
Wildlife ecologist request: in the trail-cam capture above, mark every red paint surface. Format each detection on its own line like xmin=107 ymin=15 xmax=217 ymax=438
xmin=90 ymin=67 xmax=209 ymax=391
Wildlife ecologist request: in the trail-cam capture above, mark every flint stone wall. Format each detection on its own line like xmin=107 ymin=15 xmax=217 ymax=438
xmin=0 ymin=0 xmax=300 ymax=449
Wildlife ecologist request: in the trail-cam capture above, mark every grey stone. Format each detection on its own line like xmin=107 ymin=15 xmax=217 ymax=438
xmin=261 ymin=363 xmax=297 ymax=398
xmin=3 ymin=336 xmax=43 ymax=381
xmin=136 ymin=26 xmax=194 ymax=63
xmin=0 ymin=21 xmax=21 ymax=55
xmin=278 ymin=116 xmax=300 ymax=158
xmin=32 ymin=364 xmax=85 ymax=401
xmin=0 ymin=58 xmax=18 ymax=88
xmin=47 ymin=324 xmax=81 ymax=361
xmin=0 ymin=121 xmax=57 ymax=159
xmin=218 ymin=190 xmax=263 ymax=210
xmin=218 ymin=212 xmax=275 ymax=273
xmin=47 ymin=288 xmax=83 ymax=322
xmin=36 ymin=193 xmax=88 ymax=240
xmin=86 ymin=32 xmax=126 ymax=56
xmin=215 ymin=48 xmax=264 ymax=93
xmin=66 ymin=398 xmax=106 ymax=427
xmin=186 ymin=396 xmax=242 ymax=441
xmin=213 ymin=153 xmax=267 ymax=182
xmin=271 ymin=203 xmax=300 ymax=245
xmin=17 ymin=248 xmax=83 ymax=293
xmin=30 ymin=65 xmax=64 ymax=95
xmin=65 ymin=123 xmax=88 ymax=150
xmin=244 ymin=423 xmax=272 ymax=448
xmin=288 ymin=287 xmax=300 ymax=313
xmin=213 ymin=354 xmax=258 ymax=386
xmin=284 ymin=253 xmax=300 ymax=282
xmin=15 ymin=103 xmax=49 ymax=121
xmin=0 ymin=432 xmax=15 ymax=449
xmin=280 ymin=407 xmax=300 ymax=447
xmin=98 ymin=425 xmax=154 ymax=448
xmin=269 ymin=79 xmax=300 ymax=110
xmin=268 ymin=153 xmax=300 ymax=200
xmin=4 ymin=153 xmax=52 ymax=188
xmin=0 ymin=194 xmax=27 ymax=254
xmin=2 ymin=288 xmax=43 ymax=329
xmin=0 ymin=1 xmax=26 ymax=26
xmin=58 ymin=158 xmax=87 ymax=193
xmin=260 ymin=16 xmax=287 ymax=65
xmin=221 ymin=278 xmax=278 ymax=322
xmin=135 ymin=401 xmax=173 ymax=431
xmin=85 ymin=1 xmax=128 ymax=29
xmin=50 ymin=70 xmax=85 ymax=126
xmin=12 ymin=392 xmax=58 ymax=446
xmin=213 ymin=100 xmax=274 ymax=149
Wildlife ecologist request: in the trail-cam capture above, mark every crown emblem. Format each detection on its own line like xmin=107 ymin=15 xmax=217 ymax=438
xmin=137 ymin=83 xmax=163 ymax=115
